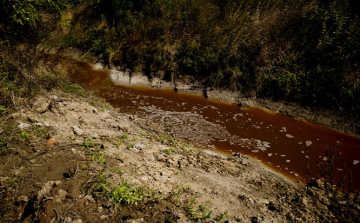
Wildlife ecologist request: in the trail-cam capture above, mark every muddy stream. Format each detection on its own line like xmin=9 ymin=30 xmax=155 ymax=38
xmin=71 ymin=62 xmax=360 ymax=187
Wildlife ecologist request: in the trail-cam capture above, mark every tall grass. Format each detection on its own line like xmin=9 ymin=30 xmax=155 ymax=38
xmin=2 ymin=0 xmax=359 ymax=115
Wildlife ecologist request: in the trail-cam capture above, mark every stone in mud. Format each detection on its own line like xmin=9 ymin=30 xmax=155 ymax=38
xmin=267 ymin=201 xmax=281 ymax=212
xmin=18 ymin=122 xmax=31 ymax=129
xmin=33 ymin=97 xmax=50 ymax=113
xmin=17 ymin=195 xmax=29 ymax=204
xmin=306 ymin=179 xmax=323 ymax=189
xmin=50 ymin=95 xmax=63 ymax=102
xmin=37 ymin=180 xmax=61 ymax=201
xmin=72 ymin=126 xmax=84 ymax=136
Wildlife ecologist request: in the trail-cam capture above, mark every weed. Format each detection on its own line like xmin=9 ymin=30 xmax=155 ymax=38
xmin=307 ymin=143 xmax=360 ymax=223
xmin=116 ymin=142 xmax=123 ymax=148
xmin=163 ymin=148 xmax=173 ymax=156
xmin=110 ymin=180 xmax=151 ymax=206
xmin=180 ymin=140 xmax=188 ymax=149
xmin=121 ymin=134 xmax=128 ymax=139
xmin=20 ymin=131 xmax=30 ymax=140
xmin=169 ymin=182 xmax=190 ymax=205
xmin=89 ymin=98 xmax=111 ymax=112
xmin=185 ymin=195 xmax=212 ymax=221
xmin=33 ymin=124 xmax=49 ymax=140
xmin=161 ymin=135 xmax=178 ymax=147
xmin=8 ymin=179 xmax=18 ymax=188
xmin=91 ymin=154 xmax=107 ymax=165
xmin=81 ymin=138 xmax=96 ymax=150
xmin=215 ymin=211 xmax=228 ymax=222
xmin=62 ymin=83 xmax=85 ymax=96
xmin=0 ymin=105 xmax=6 ymax=116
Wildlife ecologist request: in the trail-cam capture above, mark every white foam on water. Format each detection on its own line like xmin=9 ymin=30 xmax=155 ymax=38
xmin=301 ymin=151 xmax=304 ymax=153
xmin=294 ymin=173 xmax=299 ymax=177
xmin=279 ymin=127 xmax=287 ymax=132
xmin=252 ymin=150 xmax=259 ymax=153
xmin=281 ymin=155 xmax=286 ymax=157
xmin=337 ymin=169 xmax=343 ymax=171
xmin=323 ymin=157 xmax=328 ymax=161
xmin=286 ymin=160 xmax=290 ymax=163
xmin=268 ymin=153 xmax=273 ymax=157
xmin=305 ymin=140 xmax=312 ymax=146
xmin=286 ymin=134 xmax=295 ymax=138
xmin=298 ymin=141 xmax=303 ymax=144
xmin=252 ymin=125 xmax=261 ymax=129
xmin=353 ymin=160 xmax=359 ymax=165
xmin=305 ymin=156 xmax=310 ymax=159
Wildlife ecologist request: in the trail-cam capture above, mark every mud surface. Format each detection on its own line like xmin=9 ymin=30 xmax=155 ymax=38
xmin=2 ymin=91 xmax=355 ymax=222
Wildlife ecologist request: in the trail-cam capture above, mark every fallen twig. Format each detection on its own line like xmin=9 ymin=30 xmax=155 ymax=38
xmin=27 ymin=150 xmax=47 ymax=160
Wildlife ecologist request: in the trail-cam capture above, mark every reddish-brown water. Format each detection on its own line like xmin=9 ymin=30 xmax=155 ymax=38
xmin=72 ymin=62 xmax=360 ymax=187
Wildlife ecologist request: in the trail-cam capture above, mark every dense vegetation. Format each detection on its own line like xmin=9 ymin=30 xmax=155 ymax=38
xmin=1 ymin=0 xmax=360 ymax=114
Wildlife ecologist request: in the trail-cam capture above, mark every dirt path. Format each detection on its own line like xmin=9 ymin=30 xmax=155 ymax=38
xmin=0 ymin=91 xmax=357 ymax=222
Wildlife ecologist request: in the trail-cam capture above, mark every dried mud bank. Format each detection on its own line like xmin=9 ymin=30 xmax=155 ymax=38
xmin=0 ymin=91 xmax=350 ymax=222
xmin=103 ymin=64 xmax=360 ymax=137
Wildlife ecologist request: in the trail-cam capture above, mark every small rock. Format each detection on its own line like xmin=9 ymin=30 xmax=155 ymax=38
xmin=58 ymin=189 xmax=67 ymax=199
xmin=18 ymin=195 xmax=28 ymax=204
xmin=72 ymin=220 xmax=83 ymax=223
xmin=125 ymin=218 xmax=144 ymax=223
xmin=85 ymin=195 xmax=95 ymax=203
xmin=50 ymin=95 xmax=63 ymax=102
xmin=72 ymin=126 xmax=84 ymax=136
xmin=100 ymin=215 xmax=108 ymax=220
xmin=267 ymin=201 xmax=280 ymax=211
xmin=306 ymin=179 xmax=323 ymax=189
xmin=301 ymin=197 xmax=308 ymax=206
xmin=33 ymin=97 xmax=50 ymax=113
xmin=18 ymin=122 xmax=31 ymax=129
xmin=248 ymin=197 xmax=255 ymax=204
xmin=92 ymin=133 xmax=99 ymax=139
xmin=37 ymin=181 xmax=61 ymax=201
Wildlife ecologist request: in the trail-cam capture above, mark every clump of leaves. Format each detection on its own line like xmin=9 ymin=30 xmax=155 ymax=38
xmin=0 ymin=105 xmax=6 ymax=117
xmin=110 ymin=180 xmax=151 ymax=206
xmin=184 ymin=195 xmax=212 ymax=221
xmin=163 ymin=148 xmax=173 ymax=156
xmin=20 ymin=130 xmax=30 ymax=140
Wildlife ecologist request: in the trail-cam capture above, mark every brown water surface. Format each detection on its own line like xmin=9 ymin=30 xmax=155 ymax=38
xmin=72 ymin=62 xmax=360 ymax=187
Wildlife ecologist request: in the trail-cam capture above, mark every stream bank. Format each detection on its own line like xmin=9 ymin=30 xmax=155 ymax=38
xmin=1 ymin=90 xmax=353 ymax=222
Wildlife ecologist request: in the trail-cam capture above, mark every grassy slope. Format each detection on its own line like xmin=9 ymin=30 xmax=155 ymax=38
xmin=52 ymin=0 xmax=360 ymax=113
xmin=1 ymin=0 xmax=359 ymax=114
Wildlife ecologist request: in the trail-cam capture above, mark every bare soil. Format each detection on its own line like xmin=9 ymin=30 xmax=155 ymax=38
xmin=0 ymin=90 xmax=356 ymax=222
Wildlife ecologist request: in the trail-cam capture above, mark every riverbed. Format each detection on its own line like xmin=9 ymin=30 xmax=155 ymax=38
xmin=71 ymin=62 xmax=360 ymax=187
